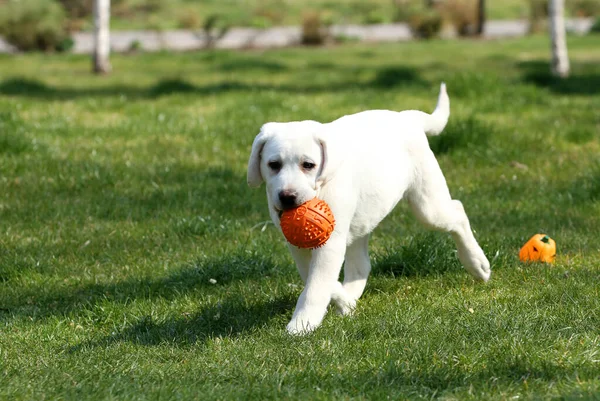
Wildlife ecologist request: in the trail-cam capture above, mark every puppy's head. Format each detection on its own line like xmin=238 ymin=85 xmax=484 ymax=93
xmin=247 ymin=121 xmax=339 ymax=213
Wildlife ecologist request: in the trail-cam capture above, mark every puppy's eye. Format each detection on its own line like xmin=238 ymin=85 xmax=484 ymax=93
xmin=268 ymin=161 xmax=282 ymax=170
xmin=302 ymin=161 xmax=316 ymax=170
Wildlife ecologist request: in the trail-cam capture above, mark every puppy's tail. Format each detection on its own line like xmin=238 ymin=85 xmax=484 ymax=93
xmin=423 ymin=82 xmax=450 ymax=137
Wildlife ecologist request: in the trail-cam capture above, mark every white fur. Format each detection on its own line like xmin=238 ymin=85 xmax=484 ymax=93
xmin=247 ymin=83 xmax=490 ymax=335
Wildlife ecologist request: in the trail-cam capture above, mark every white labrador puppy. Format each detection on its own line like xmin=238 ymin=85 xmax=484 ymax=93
xmin=247 ymin=83 xmax=490 ymax=334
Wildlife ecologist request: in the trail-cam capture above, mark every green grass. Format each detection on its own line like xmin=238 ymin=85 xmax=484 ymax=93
xmin=1 ymin=35 xmax=600 ymax=400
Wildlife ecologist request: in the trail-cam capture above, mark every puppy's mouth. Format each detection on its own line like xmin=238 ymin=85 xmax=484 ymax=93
xmin=274 ymin=207 xmax=283 ymax=219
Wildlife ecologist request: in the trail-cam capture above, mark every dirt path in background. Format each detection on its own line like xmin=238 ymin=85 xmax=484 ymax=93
xmin=0 ymin=19 xmax=594 ymax=54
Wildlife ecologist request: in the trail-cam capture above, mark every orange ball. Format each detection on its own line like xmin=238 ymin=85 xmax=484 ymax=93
xmin=280 ymin=198 xmax=335 ymax=249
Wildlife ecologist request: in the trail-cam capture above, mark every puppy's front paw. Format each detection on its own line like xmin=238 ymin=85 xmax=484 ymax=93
xmin=286 ymin=321 xmax=313 ymax=335
xmin=459 ymin=246 xmax=491 ymax=282
xmin=286 ymin=311 xmax=324 ymax=335
xmin=334 ymin=298 xmax=356 ymax=316
xmin=331 ymin=282 xmax=357 ymax=316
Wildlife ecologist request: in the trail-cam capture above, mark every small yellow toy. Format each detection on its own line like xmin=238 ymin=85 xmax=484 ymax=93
xmin=280 ymin=198 xmax=335 ymax=249
xmin=519 ymin=234 xmax=556 ymax=263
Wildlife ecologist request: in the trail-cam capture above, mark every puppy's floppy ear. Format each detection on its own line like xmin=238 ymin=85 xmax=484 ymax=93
xmin=314 ymin=127 xmax=343 ymax=187
xmin=247 ymin=123 xmax=275 ymax=188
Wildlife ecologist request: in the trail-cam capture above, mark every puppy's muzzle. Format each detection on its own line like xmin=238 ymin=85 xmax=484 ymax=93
xmin=278 ymin=190 xmax=299 ymax=210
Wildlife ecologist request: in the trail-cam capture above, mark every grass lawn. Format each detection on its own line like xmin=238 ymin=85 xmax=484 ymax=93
xmin=1 ymin=35 xmax=600 ymax=399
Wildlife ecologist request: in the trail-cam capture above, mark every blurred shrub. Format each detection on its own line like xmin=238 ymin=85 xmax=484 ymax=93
xmin=394 ymin=1 xmax=420 ymax=22
xmin=128 ymin=39 xmax=142 ymax=53
xmin=56 ymin=35 xmax=74 ymax=52
xmin=568 ymin=0 xmax=600 ymax=17
xmin=135 ymin=0 xmax=161 ymax=14
xmin=57 ymin=0 xmax=92 ymax=18
xmin=363 ymin=10 xmax=387 ymax=25
xmin=112 ymin=0 xmax=158 ymax=18
xmin=178 ymin=9 xmax=201 ymax=29
xmin=201 ymin=15 xmax=230 ymax=48
xmin=591 ymin=17 xmax=600 ymax=33
xmin=301 ymin=11 xmax=329 ymax=45
xmin=0 ymin=0 xmax=71 ymax=51
xmin=393 ymin=0 xmax=442 ymax=39
xmin=394 ymin=4 xmax=409 ymax=22
xmin=254 ymin=2 xmax=284 ymax=26
xmin=394 ymin=0 xmax=440 ymax=22
xmin=528 ymin=0 xmax=548 ymax=33
xmin=57 ymin=0 xmax=124 ymax=21
xmin=320 ymin=10 xmax=336 ymax=26
xmin=442 ymin=0 xmax=479 ymax=36
xmin=408 ymin=8 xmax=443 ymax=39
xmin=343 ymin=2 xmax=387 ymax=25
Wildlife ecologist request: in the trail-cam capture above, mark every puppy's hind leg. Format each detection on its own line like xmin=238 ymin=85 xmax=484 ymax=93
xmin=327 ymin=235 xmax=371 ymax=317
xmin=407 ymin=152 xmax=491 ymax=281
xmin=342 ymin=234 xmax=371 ymax=302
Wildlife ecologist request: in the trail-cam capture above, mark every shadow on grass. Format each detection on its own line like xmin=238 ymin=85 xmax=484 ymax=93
xmin=428 ymin=115 xmax=492 ymax=155
xmin=519 ymin=60 xmax=600 ymax=96
xmin=65 ymin=234 xmax=469 ymax=349
xmin=370 ymin=66 xmax=426 ymax=89
xmin=0 ymin=65 xmax=428 ymax=100
xmin=343 ymin=360 xmax=599 ymax=398
xmin=2 ymin=233 xmax=466 ymax=321
xmin=216 ymin=57 xmax=288 ymax=72
xmin=2 ymin=157 xmax=261 ymax=224
xmin=1 ymin=252 xmax=287 ymax=322
xmin=371 ymin=232 xmax=462 ymax=279
xmin=73 ymin=293 xmax=295 ymax=350
xmin=566 ymin=161 xmax=600 ymax=204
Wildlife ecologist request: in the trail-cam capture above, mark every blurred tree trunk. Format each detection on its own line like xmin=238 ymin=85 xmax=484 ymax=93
xmin=93 ymin=0 xmax=111 ymax=74
xmin=476 ymin=0 xmax=486 ymax=35
xmin=549 ymin=0 xmax=569 ymax=77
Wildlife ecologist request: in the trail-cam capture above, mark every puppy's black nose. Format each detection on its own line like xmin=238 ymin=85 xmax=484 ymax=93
xmin=278 ymin=190 xmax=298 ymax=209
